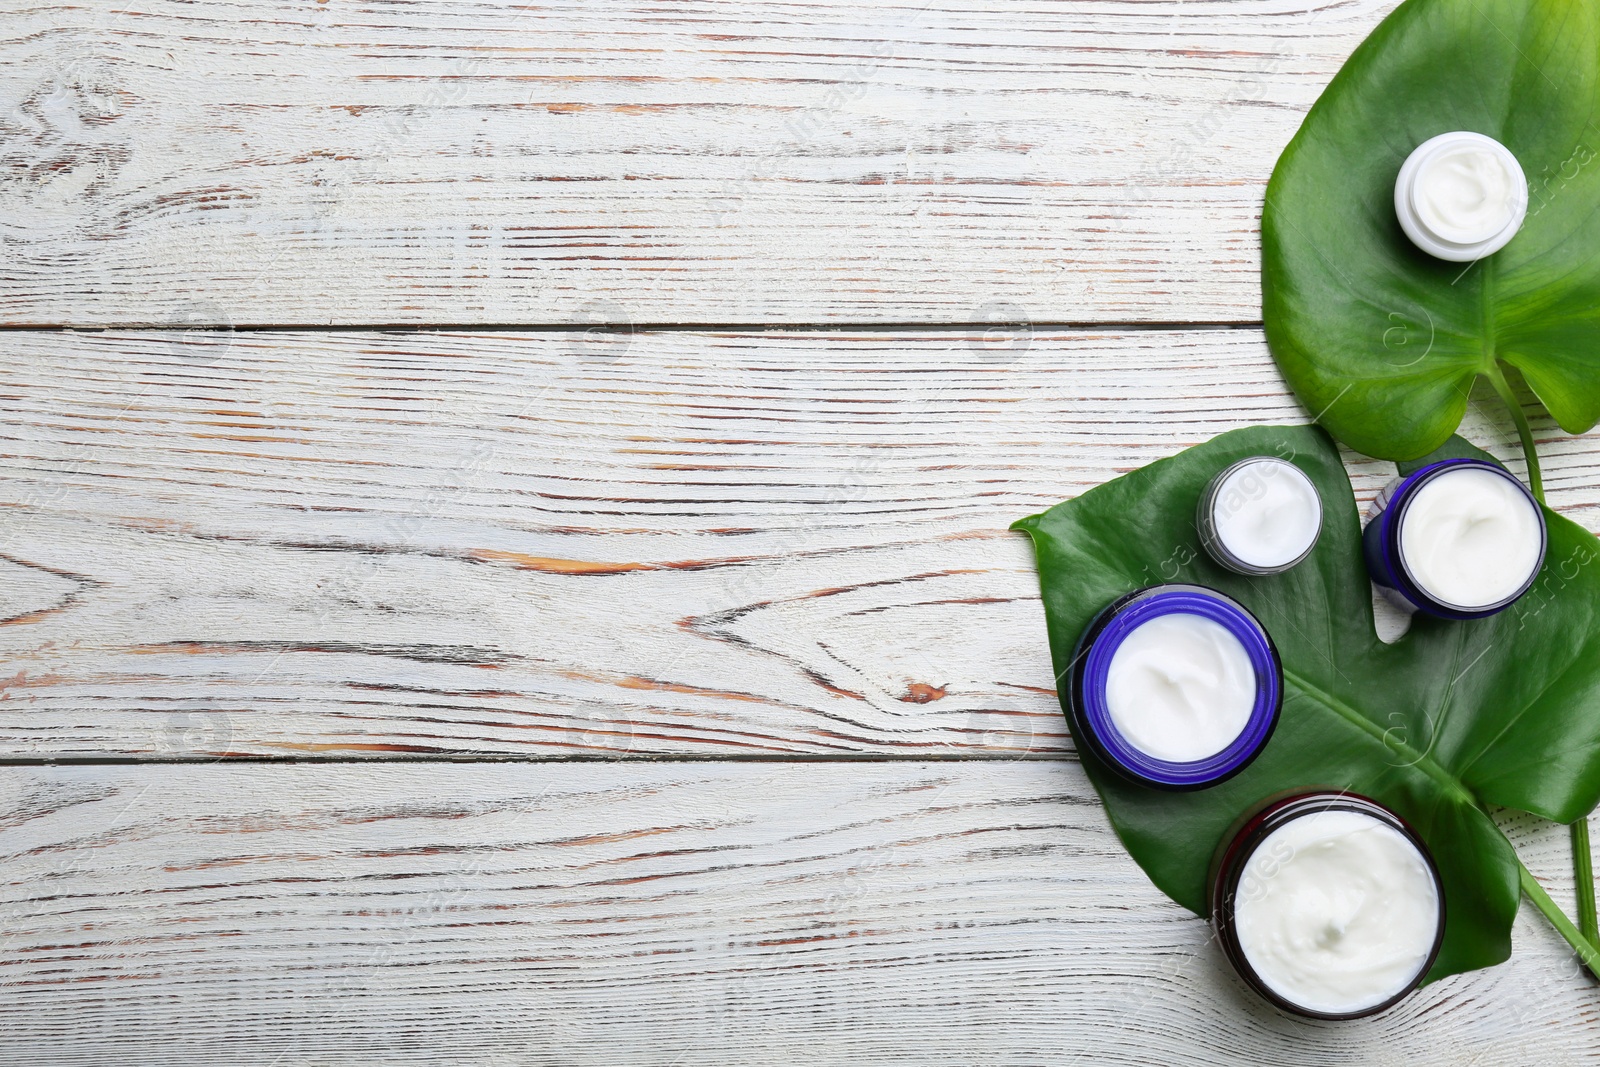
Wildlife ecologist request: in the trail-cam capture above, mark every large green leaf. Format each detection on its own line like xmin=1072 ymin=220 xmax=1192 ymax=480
xmin=1262 ymin=0 xmax=1600 ymax=461
xmin=1013 ymin=425 xmax=1600 ymax=982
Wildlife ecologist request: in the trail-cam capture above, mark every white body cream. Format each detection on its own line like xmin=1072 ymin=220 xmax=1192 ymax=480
xmin=1233 ymin=809 xmax=1441 ymax=1016
xmin=1395 ymin=132 xmax=1527 ymax=261
xmin=1203 ymin=458 xmax=1323 ymax=573
xmin=1104 ymin=612 xmax=1254 ymax=762
xmin=1398 ymin=465 xmax=1543 ymax=610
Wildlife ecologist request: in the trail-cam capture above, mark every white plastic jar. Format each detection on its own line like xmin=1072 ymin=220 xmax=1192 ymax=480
xmin=1395 ymin=131 xmax=1527 ymax=261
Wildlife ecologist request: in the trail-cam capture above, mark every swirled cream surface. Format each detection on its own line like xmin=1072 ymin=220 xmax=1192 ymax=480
xmin=1234 ymin=809 xmax=1440 ymax=1016
xmin=1413 ymin=140 xmax=1520 ymax=244
xmin=1399 ymin=466 xmax=1542 ymax=608
xmin=1211 ymin=459 xmax=1322 ymax=569
xmin=1104 ymin=613 xmax=1254 ymax=762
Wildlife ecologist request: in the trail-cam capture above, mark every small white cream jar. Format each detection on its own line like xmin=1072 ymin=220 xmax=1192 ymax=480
xmin=1395 ymin=132 xmax=1528 ymax=262
xmin=1197 ymin=457 xmax=1323 ymax=576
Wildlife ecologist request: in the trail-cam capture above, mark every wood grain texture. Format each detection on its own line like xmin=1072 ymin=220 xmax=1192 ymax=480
xmin=0 ymin=327 xmax=1593 ymax=758
xmin=0 ymin=0 xmax=1403 ymax=325
xmin=0 ymin=761 xmax=1594 ymax=1066
xmin=7 ymin=0 xmax=1599 ymax=1053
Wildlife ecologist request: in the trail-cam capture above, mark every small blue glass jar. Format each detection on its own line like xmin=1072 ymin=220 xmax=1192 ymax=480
xmin=1363 ymin=458 xmax=1546 ymax=620
xmin=1068 ymin=584 xmax=1282 ymax=790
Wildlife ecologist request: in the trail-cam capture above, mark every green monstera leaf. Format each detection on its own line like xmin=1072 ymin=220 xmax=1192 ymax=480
xmin=1013 ymin=424 xmax=1600 ymax=981
xmin=1263 ymin=0 xmax=1600 ymax=463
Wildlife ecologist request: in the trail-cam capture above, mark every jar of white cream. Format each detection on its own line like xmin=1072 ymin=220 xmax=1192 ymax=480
xmin=1364 ymin=458 xmax=1547 ymax=619
xmin=1210 ymin=792 xmax=1445 ymax=1019
xmin=1197 ymin=456 xmax=1323 ymax=575
xmin=1394 ymin=131 xmax=1528 ymax=261
xmin=1068 ymin=584 xmax=1281 ymax=789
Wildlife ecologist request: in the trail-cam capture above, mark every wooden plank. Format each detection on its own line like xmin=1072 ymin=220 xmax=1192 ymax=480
xmin=0 ymin=0 xmax=1401 ymax=325
xmin=0 ymin=761 xmax=1593 ymax=1065
xmin=0 ymin=327 xmax=1592 ymax=758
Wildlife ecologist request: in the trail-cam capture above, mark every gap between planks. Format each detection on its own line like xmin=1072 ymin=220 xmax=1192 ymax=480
xmin=0 ymin=752 xmax=1084 ymax=766
xmin=0 ymin=321 xmax=1266 ymax=333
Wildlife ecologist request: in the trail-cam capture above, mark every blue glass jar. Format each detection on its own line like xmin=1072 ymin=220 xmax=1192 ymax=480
xmin=1363 ymin=458 xmax=1546 ymax=620
xmin=1068 ymin=584 xmax=1282 ymax=790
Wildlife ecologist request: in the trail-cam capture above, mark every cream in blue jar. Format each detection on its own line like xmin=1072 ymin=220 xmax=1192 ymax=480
xmin=1068 ymin=585 xmax=1281 ymax=790
xmin=1364 ymin=458 xmax=1546 ymax=619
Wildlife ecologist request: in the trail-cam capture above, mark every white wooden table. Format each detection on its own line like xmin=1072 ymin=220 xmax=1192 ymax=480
xmin=3 ymin=1 xmax=1599 ymax=1062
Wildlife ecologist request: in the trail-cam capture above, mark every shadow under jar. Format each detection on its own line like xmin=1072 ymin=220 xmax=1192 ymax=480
xmin=1210 ymin=792 xmax=1446 ymax=1020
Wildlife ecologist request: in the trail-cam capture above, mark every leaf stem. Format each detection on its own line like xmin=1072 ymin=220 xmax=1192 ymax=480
xmin=1485 ymin=362 xmax=1600 ymax=955
xmin=1576 ymin=819 xmax=1600 ymax=947
xmin=1484 ymin=361 xmax=1543 ymax=503
xmin=1520 ymin=862 xmax=1600 ymax=982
